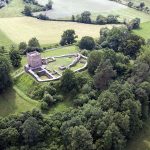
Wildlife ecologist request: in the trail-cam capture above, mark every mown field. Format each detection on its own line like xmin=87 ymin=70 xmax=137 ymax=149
xmin=0 ymin=17 xmax=119 ymax=46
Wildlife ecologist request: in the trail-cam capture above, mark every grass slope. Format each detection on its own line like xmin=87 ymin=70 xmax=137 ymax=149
xmin=0 ymin=29 xmax=13 ymax=49
xmin=0 ymin=88 xmax=39 ymax=117
xmin=133 ymin=21 xmax=150 ymax=40
xmin=0 ymin=17 xmax=120 ymax=46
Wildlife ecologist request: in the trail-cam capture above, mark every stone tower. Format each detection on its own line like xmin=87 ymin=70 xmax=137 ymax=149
xmin=27 ymin=51 xmax=42 ymax=68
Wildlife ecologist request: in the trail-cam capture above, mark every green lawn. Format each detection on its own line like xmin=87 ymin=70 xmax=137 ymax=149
xmin=133 ymin=21 xmax=150 ymax=40
xmin=0 ymin=88 xmax=39 ymax=117
xmin=127 ymin=119 xmax=150 ymax=150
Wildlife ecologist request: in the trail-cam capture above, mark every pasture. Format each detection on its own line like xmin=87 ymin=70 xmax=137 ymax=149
xmin=133 ymin=21 xmax=150 ymax=40
xmin=0 ymin=17 xmax=119 ymax=46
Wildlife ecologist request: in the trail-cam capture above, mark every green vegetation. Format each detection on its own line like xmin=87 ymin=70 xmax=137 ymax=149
xmin=133 ymin=21 xmax=150 ymax=40
xmin=0 ymin=0 xmax=150 ymax=149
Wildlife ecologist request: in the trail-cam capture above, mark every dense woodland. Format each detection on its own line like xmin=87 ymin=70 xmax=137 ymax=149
xmin=0 ymin=24 xmax=150 ymax=150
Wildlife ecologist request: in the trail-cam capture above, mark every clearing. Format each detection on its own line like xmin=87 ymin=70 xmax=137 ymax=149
xmin=0 ymin=17 xmax=119 ymax=46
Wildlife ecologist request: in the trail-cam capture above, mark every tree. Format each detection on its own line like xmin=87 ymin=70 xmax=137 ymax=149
xmin=60 ymin=69 xmax=78 ymax=93
xmin=127 ymin=18 xmax=141 ymax=30
xmin=0 ymin=56 xmax=12 ymax=93
xmin=0 ymin=127 xmax=19 ymax=149
xmin=94 ymin=59 xmax=116 ymax=90
xmin=80 ymin=11 xmax=92 ymax=24
xmin=9 ymin=47 xmax=22 ymax=68
xmin=60 ymin=29 xmax=77 ymax=46
xmin=102 ymin=123 xmax=125 ymax=150
xmin=69 ymin=125 xmax=94 ymax=150
xmin=79 ymin=36 xmax=95 ymax=50
xmin=22 ymin=117 xmax=42 ymax=145
xmin=28 ymin=37 xmax=40 ymax=48
xmin=98 ymin=90 xmax=119 ymax=111
xmin=87 ymin=50 xmax=103 ymax=74
xmin=107 ymin=15 xmax=119 ymax=24
xmin=46 ymin=0 xmax=53 ymax=10
xmin=96 ymin=15 xmax=107 ymax=25
xmin=24 ymin=5 xmax=32 ymax=16
xmin=19 ymin=42 xmax=27 ymax=53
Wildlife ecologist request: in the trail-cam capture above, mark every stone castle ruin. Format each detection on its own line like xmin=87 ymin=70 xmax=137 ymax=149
xmin=25 ymin=51 xmax=87 ymax=82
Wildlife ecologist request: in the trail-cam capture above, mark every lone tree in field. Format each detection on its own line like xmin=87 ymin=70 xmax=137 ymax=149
xmin=0 ymin=56 xmax=12 ymax=93
xmin=9 ymin=47 xmax=22 ymax=68
xmin=79 ymin=36 xmax=95 ymax=50
xmin=60 ymin=29 xmax=78 ymax=46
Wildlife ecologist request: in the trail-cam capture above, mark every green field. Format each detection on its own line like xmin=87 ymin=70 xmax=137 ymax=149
xmin=0 ymin=88 xmax=39 ymax=117
xmin=133 ymin=21 xmax=150 ymax=40
xmin=0 ymin=17 xmax=119 ymax=46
